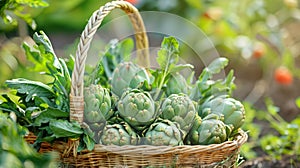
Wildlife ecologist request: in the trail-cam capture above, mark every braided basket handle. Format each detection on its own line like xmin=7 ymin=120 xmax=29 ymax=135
xmin=69 ymin=1 xmax=149 ymax=123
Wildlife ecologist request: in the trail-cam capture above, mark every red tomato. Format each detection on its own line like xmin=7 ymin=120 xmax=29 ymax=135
xmin=125 ymin=0 xmax=138 ymax=5
xmin=274 ymin=67 xmax=293 ymax=85
xmin=252 ymin=42 xmax=265 ymax=59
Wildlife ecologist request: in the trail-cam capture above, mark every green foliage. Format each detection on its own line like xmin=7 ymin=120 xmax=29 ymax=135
xmin=0 ymin=111 xmax=57 ymax=167
xmin=152 ymin=36 xmax=193 ymax=100
xmin=0 ymin=31 xmax=94 ymax=152
xmin=259 ymin=99 xmax=300 ymax=160
xmin=241 ymin=99 xmax=300 ymax=161
xmin=0 ymin=0 xmax=48 ymax=29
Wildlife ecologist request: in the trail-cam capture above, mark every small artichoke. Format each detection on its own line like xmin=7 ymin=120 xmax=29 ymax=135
xmin=84 ymin=84 xmax=114 ymax=124
xmin=160 ymin=94 xmax=196 ymax=138
xmin=199 ymin=95 xmax=246 ymax=132
xmin=184 ymin=114 xmax=202 ymax=144
xmin=189 ymin=114 xmax=230 ymax=145
xmin=143 ymin=119 xmax=183 ymax=146
xmin=111 ymin=62 xmax=150 ymax=97
xmin=98 ymin=122 xmax=139 ymax=145
xmin=117 ymin=89 xmax=158 ymax=131
xmin=166 ymin=72 xmax=188 ymax=96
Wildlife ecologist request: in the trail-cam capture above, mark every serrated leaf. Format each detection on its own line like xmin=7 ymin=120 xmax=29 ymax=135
xmin=157 ymin=37 xmax=180 ymax=70
xmin=5 ymin=78 xmax=55 ymax=102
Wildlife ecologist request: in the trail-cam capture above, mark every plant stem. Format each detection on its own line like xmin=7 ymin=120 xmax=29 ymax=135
xmin=153 ymin=51 xmax=173 ymax=100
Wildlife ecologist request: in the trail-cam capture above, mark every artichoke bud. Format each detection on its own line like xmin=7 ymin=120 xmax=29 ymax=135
xmin=160 ymin=94 xmax=197 ymax=138
xmin=190 ymin=114 xmax=228 ymax=145
xmin=84 ymin=84 xmax=113 ymax=124
xmin=143 ymin=119 xmax=183 ymax=146
xmin=199 ymin=95 xmax=245 ymax=132
xmin=99 ymin=122 xmax=139 ymax=146
xmin=118 ymin=89 xmax=157 ymax=131
xmin=111 ymin=62 xmax=151 ymax=97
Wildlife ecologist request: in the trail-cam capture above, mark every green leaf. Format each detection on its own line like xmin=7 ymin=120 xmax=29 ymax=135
xmin=49 ymin=120 xmax=83 ymax=138
xmin=207 ymin=57 xmax=228 ymax=74
xmin=0 ymin=94 xmax=25 ymax=118
xmin=33 ymin=107 xmax=69 ymax=126
xmin=83 ymin=130 xmax=95 ymax=151
xmin=169 ymin=64 xmax=194 ymax=73
xmin=157 ymin=37 xmax=180 ymax=70
xmin=199 ymin=57 xmax=229 ymax=81
xmin=5 ymin=78 xmax=55 ymax=102
xmin=23 ymin=31 xmax=71 ymax=112
xmin=154 ymin=37 xmax=180 ymax=100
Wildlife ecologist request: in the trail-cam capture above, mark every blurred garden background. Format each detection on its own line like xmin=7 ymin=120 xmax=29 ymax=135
xmin=1 ymin=0 xmax=300 ymax=167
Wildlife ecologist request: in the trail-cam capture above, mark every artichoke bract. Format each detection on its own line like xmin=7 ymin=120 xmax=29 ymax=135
xmin=199 ymin=95 xmax=246 ymax=132
xmin=98 ymin=122 xmax=139 ymax=145
xmin=160 ymin=94 xmax=196 ymax=138
xmin=111 ymin=62 xmax=150 ymax=97
xmin=189 ymin=114 xmax=229 ymax=145
xmin=143 ymin=119 xmax=183 ymax=146
xmin=84 ymin=84 xmax=114 ymax=124
xmin=166 ymin=72 xmax=188 ymax=96
xmin=117 ymin=89 xmax=157 ymax=131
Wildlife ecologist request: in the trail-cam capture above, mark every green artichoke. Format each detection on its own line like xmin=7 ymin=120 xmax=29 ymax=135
xmin=189 ymin=114 xmax=230 ymax=145
xmin=184 ymin=114 xmax=202 ymax=144
xmin=143 ymin=119 xmax=183 ymax=146
xmin=160 ymin=94 xmax=196 ymax=138
xmin=199 ymin=95 xmax=245 ymax=132
xmin=84 ymin=84 xmax=114 ymax=124
xmin=111 ymin=62 xmax=150 ymax=97
xmin=166 ymin=72 xmax=188 ymax=96
xmin=117 ymin=89 xmax=158 ymax=131
xmin=98 ymin=122 xmax=139 ymax=145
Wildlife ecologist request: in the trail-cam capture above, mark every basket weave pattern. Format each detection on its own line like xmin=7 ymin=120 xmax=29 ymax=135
xmin=25 ymin=1 xmax=248 ymax=167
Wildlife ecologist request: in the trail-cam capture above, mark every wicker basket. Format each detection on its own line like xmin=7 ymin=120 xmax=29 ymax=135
xmin=25 ymin=1 xmax=248 ymax=167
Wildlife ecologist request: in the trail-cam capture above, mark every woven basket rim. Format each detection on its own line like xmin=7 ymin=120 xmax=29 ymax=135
xmin=76 ymin=129 xmax=248 ymax=155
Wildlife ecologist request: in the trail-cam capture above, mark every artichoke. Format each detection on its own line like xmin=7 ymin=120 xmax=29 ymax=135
xmin=189 ymin=114 xmax=230 ymax=145
xmin=160 ymin=94 xmax=196 ymax=138
xmin=184 ymin=114 xmax=202 ymax=144
xmin=111 ymin=62 xmax=151 ymax=97
xmin=84 ymin=84 xmax=114 ymax=124
xmin=166 ymin=72 xmax=188 ymax=96
xmin=143 ymin=119 xmax=183 ymax=146
xmin=117 ymin=89 xmax=158 ymax=131
xmin=98 ymin=122 xmax=139 ymax=145
xmin=199 ymin=95 xmax=245 ymax=132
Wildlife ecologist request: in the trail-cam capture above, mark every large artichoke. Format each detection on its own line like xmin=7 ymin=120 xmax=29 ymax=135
xmin=165 ymin=72 xmax=188 ymax=96
xmin=117 ymin=89 xmax=158 ymax=131
xmin=84 ymin=84 xmax=114 ymax=124
xmin=143 ymin=119 xmax=183 ymax=146
xmin=111 ymin=62 xmax=151 ymax=97
xmin=199 ymin=95 xmax=245 ymax=132
xmin=160 ymin=94 xmax=196 ymax=138
xmin=189 ymin=114 xmax=230 ymax=145
xmin=98 ymin=122 xmax=139 ymax=145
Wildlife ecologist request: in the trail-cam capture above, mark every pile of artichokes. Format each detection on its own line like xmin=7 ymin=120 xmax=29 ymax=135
xmin=83 ymin=37 xmax=245 ymax=146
